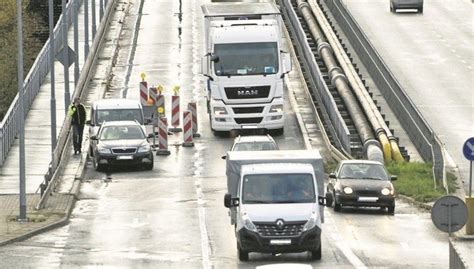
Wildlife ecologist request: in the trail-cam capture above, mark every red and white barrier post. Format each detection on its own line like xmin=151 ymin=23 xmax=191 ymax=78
xmin=148 ymin=86 xmax=157 ymax=105
xmin=182 ymin=110 xmax=194 ymax=147
xmin=139 ymin=73 xmax=148 ymax=106
xmin=156 ymin=85 xmax=165 ymax=117
xmin=157 ymin=116 xmax=171 ymax=155
xmin=188 ymin=102 xmax=200 ymax=137
xmin=169 ymin=86 xmax=182 ymax=132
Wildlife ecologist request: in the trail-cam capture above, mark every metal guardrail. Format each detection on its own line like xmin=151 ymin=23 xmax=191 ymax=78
xmin=325 ymin=0 xmax=446 ymax=184
xmin=0 ymin=0 xmax=84 ymax=166
xmin=449 ymin=239 xmax=466 ymax=269
xmin=37 ymin=0 xmax=117 ymax=209
xmin=281 ymin=0 xmax=352 ymax=155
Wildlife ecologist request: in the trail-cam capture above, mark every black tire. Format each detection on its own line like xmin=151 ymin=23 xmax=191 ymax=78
xmin=333 ymin=192 xmax=341 ymax=212
xmin=388 ymin=205 xmax=395 ymax=215
xmin=325 ymin=191 xmax=333 ymax=208
xmin=311 ymin=244 xmax=322 ymax=260
xmin=144 ymin=162 xmax=153 ymax=171
xmin=93 ymin=157 xmax=105 ymax=172
xmin=238 ymin=245 xmax=249 ymax=261
xmin=270 ymin=128 xmax=284 ymax=136
xmin=418 ymin=7 xmax=423 ymax=13
xmin=213 ymin=130 xmax=229 ymax=137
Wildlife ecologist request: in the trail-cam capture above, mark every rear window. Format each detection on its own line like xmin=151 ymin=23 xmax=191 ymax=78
xmin=95 ymin=109 xmax=143 ymax=124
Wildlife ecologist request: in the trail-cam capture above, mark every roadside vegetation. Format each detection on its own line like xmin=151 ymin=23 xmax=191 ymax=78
xmin=0 ymin=0 xmax=58 ymax=121
xmin=386 ymin=162 xmax=457 ymax=203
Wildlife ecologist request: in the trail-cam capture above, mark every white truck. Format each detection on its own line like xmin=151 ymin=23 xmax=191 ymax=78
xmin=201 ymin=2 xmax=292 ymax=135
xmin=224 ymin=150 xmax=325 ymax=261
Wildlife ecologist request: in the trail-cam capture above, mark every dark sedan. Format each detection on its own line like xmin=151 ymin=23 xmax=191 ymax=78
xmin=325 ymin=160 xmax=397 ymax=215
xmin=90 ymin=121 xmax=154 ymax=171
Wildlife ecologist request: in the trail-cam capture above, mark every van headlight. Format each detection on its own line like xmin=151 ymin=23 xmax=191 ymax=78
xmin=241 ymin=212 xmax=257 ymax=232
xmin=213 ymin=107 xmax=227 ymax=116
xmin=303 ymin=212 xmax=319 ymax=232
xmin=269 ymin=104 xmax=283 ymax=113
xmin=138 ymin=144 xmax=151 ymax=153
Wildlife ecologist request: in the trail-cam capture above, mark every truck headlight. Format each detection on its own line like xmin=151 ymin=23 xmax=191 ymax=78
xmin=381 ymin=188 xmax=393 ymax=196
xmin=269 ymin=104 xmax=283 ymax=113
xmin=343 ymin=187 xmax=353 ymax=194
xmin=138 ymin=144 xmax=151 ymax=153
xmin=241 ymin=213 xmax=257 ymax=232
xmin=302 ymin=211 xmax=319 ymax=232
xmin=97 ymin=146 xmax=111 ymax=154
xmin=213 ymin=107 xmax=227 ymax=116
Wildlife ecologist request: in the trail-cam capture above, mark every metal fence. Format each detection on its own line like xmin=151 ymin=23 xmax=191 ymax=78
xmin=0 ymin=0 xmax=108 ymax=166
xmin=282 ymin=0 xmax=352 ymax=154
xmin=325 ymin=0 xmax=446 ymax=183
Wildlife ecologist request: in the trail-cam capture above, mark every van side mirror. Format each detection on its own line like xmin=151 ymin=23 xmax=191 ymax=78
xmin=221 ymin=155 xmax=227 ymax=160
xmin=281 ymin=52 xmax=292 ymax=75
xmin=329 ymin=173 xmax=336 ymax=179
xmin=224 ymin=193 xmax=239 ymax=208
xmin=318 ymin=196 xmax=326 ymax=206
xmin=390 ymin=175 xmax=397 ymax=181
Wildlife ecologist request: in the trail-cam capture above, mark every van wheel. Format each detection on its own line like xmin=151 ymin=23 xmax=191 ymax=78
xmin=310 ymin=244 xmax=322 ymax=260
xmin=238 ymin=244 xmax=249 ymax=261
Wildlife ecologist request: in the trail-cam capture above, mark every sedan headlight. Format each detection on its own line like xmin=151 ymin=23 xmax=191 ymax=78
xmin=138 ymin=144 xmax=151 ymax=153
xmin=241 ymin=212 xmax=257 ymax=232
xmin=97 ymin=146 xmax=111 ymax=154
xmin=381 ymin=188 xmax=393 ymax=196
xmin=213 ymin=107 xmax=227 ymax=116
xmin=303 ymin=211 xmax=319 ymax=232
xmin=343 ymin=187 xmax=353 ymax=194
xmin=269 ymin=104 xmax=283 ymax=113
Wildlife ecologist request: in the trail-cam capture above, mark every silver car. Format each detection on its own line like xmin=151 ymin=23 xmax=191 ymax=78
xmin=390 ymin=0 xmax=424 ymax=13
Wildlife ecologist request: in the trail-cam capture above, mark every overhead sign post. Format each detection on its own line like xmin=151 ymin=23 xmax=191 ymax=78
xmin=462 ymin=137 xmax=474 ymax=235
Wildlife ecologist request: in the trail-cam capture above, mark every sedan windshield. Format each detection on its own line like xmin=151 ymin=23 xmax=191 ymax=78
xmin=96 ymin=109 xmax=144 ymax=124
xmin=233 ymin=142 xmax=277 ymax=151
xmin=339 ymin=163 xmax=389 ymax=180
xmin=214 ymin=42 xmax=278 ymax=76
xmin=99 ymin=126 xmax=145 ymax=141
xmin=242 ymin=174 xmax=315 ymax=204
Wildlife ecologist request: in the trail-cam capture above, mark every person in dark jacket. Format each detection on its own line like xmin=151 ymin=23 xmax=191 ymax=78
xmin=68 ymin=97 xmax=87 ymax=155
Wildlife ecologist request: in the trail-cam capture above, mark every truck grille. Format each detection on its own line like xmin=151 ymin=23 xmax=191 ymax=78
xmin=111 ymin=147 xmax=137 ymax=154
xmin=232 ymin=107 xmax=264 ymax=114
xmin=356 ymin=190 xmax=379 ymax=196
xmin=224 ymin=86 xmax=271 ymax=99
xmin=235 ymin=117 xmax=263 ymax=124
xmin=255 ymin=221 xmax=306 ymax=237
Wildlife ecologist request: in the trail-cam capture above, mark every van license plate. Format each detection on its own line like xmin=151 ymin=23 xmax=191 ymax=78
xmin=270 ymin=239 xmax=291 ymax=245
xmin=117 ymin=155 xmax=133 ymax=160
xmin=358 ymin=197 xmax=378 ymax=202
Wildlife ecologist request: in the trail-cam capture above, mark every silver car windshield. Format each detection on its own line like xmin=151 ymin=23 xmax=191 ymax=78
xmin=233 ymin=142 xmax=277 ymax=151
xmin=339 ymin=163 xmax=389 ymax=180
xmin=99 ymin=126 xmax=145 ymax=141
xmin=242 ymin=174 xmax=315 ymax=204
xmin=96 ymin=109 xmax=143 ymax=124
xmin=214 ymin=42 xmax=279 ymax=76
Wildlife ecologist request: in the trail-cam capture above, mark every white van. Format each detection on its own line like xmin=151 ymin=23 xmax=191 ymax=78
xmin=87 ymin=99 xmax=147 ymax=153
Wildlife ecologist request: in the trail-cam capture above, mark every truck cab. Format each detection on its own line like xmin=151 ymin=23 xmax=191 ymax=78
xmin=201 ymin=3 xmax=292 ymax=134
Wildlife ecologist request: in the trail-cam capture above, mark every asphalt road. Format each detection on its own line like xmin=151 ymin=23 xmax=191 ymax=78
xmin=341 ymin=0 xmax=474 ymax=191
xmin=0 ymin=0 xmax=452 ymax=268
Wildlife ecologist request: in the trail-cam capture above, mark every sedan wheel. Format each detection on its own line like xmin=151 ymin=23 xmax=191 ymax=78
xmin=388 ymin=205 xmax=395 ymax=215
xmin=325 ymin=191 xmax=333 ymax=208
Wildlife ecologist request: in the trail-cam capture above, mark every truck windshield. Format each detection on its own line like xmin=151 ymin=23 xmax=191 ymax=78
xmin=96 ymin=109 xmax=144 ymax=125
xmin=214 ymin=42 xmax=278 ymax=76
xmin=242 ymin=174 xmax=315 ymax=204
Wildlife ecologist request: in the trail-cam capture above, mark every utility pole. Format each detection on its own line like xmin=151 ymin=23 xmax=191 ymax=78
xmin=62 ymin=0 xmax=71 ymax=113
xmin=16 ymin=0 xmax=27 ymax=221
xmin=49 ymin=0 xmax=57 ymax=160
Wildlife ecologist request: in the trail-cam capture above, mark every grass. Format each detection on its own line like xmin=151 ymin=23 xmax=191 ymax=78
xmin=386 ymin=162 xmax=457 ymax=203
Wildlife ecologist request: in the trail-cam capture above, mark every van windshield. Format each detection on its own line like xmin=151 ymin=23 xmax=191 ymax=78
xmin=242 ymin=174 xmax=315 ymax=204
xmin=96 ymin=109 xmax=143 ymax=124
xmin=214 ymin=42 xmax=278 ymax=76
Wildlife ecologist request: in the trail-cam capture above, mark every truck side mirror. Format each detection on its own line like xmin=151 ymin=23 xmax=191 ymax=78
xmin=281 ymin=52 xmax=292 ymax=75
xmin=390 ymin=175 xmax=397 ymax=181
xmin=201 ymin=55 xmax=214 ymax=81
xmin=318 ymin=196 xmax=326 ymax=206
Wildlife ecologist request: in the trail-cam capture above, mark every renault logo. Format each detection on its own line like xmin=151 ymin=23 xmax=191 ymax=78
xmin=276 ymin=219 xmax=285 ymax=230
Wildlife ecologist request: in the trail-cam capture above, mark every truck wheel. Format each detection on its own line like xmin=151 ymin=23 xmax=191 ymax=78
xmin=310 ymin=244 xmax=322 ymax=260
xmin=238 ymin=244 xmax=249 ymax=261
